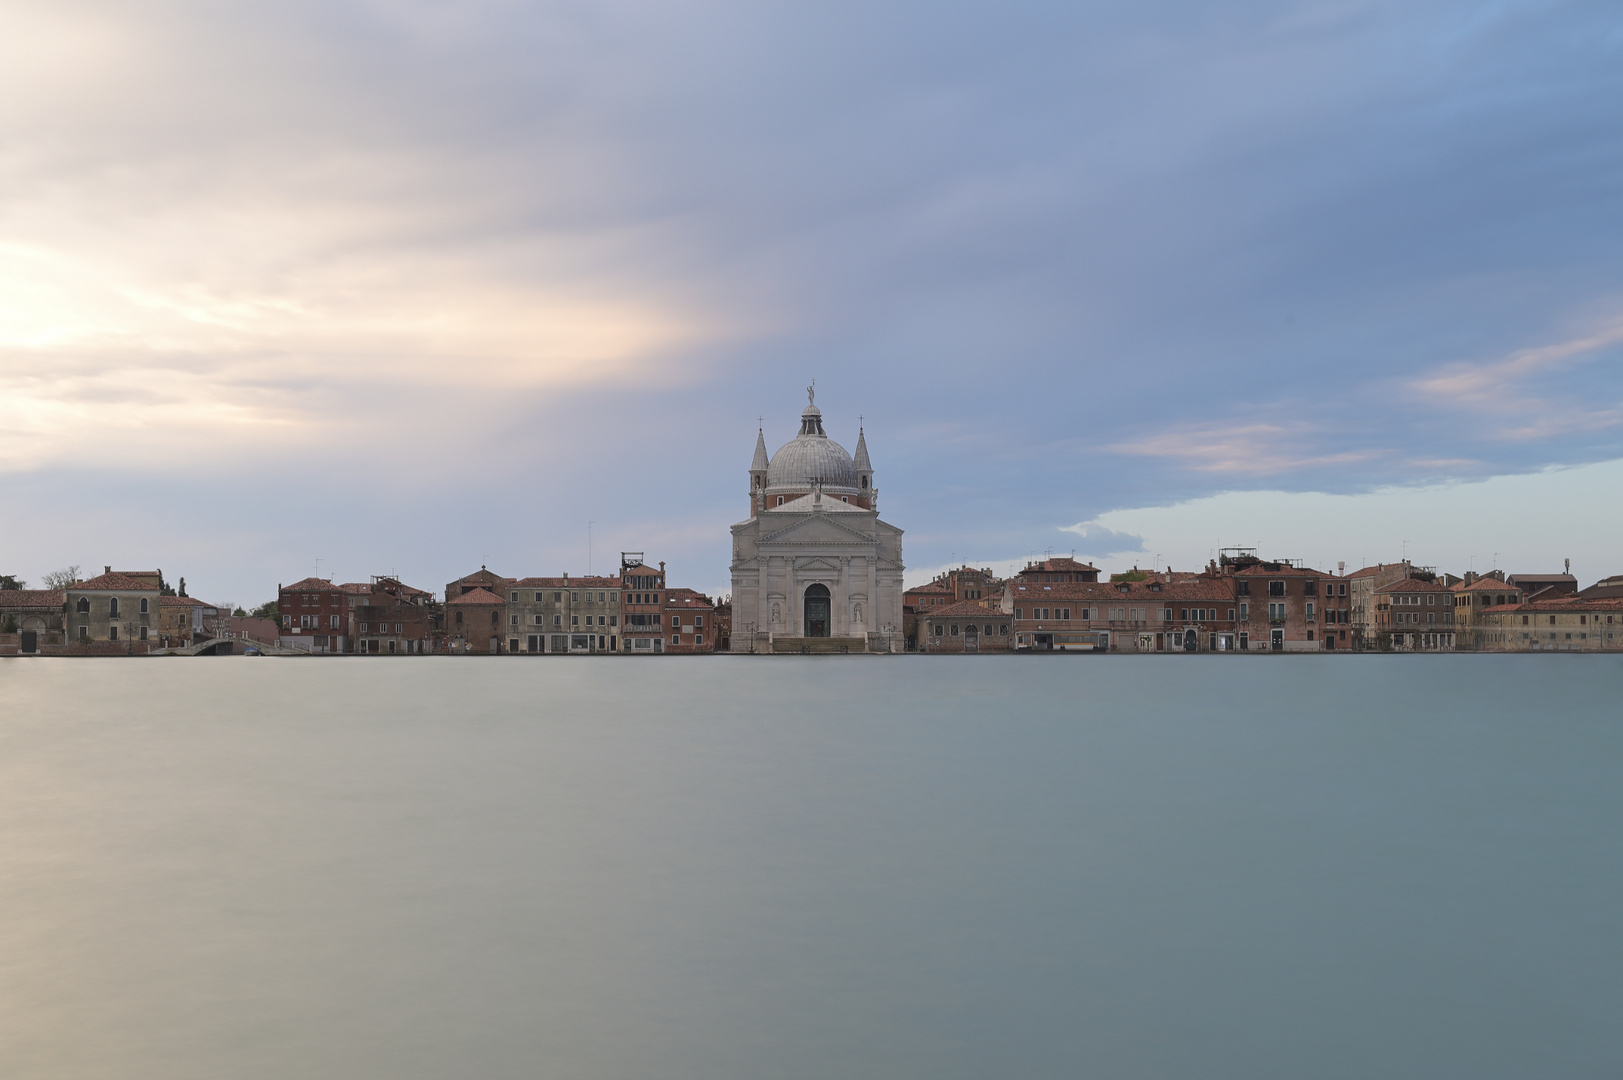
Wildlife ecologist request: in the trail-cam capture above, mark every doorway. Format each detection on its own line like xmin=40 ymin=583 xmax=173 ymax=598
xmin=20 ymin=630 xmax=36 ymax=653
xmin=804 ymin=584 xmax=831 ymax=637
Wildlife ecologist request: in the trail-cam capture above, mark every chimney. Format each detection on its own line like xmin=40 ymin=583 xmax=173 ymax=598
xmin=105 ymin=565 xmax=111 ymax=575
xmin=659 ymin=561 xmax=665 ymax=584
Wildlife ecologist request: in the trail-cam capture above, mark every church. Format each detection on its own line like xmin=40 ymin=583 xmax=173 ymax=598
xmin=729 ymin=389 xmax=906 ymax=652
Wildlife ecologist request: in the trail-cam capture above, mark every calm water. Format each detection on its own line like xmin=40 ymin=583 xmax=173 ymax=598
xmin=2 ymin=655 xmax=1620 ymax=1079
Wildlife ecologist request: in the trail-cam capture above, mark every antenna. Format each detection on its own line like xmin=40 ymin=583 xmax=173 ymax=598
xmin=314 ymin=557 xmax=322 ymax=580
xmin=588 ymin=521 xmax=594 ymax=576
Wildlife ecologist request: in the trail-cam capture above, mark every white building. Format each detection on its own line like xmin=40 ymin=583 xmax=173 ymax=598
xmin=729 ymin=389 xmax=905 ymax=652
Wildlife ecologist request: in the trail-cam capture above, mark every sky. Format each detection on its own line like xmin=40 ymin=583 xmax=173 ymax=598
xmin=3 ymin=0 xmax=1621 ymax=606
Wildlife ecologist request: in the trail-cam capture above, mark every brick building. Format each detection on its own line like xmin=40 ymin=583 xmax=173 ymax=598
xmin=1014 ymin=557 xmax=1100 ymax=585
xmin=445 ymin=587 xmax=505 ymax=653
xmin=1224 ymin=556 xmax=1348 ymax=652
xmin=621 ymin=556 xmax=666 ymax=653
xmin=354 ymin=577 xmax=435 ymax=655
xmin=279 ymin=577 xmax=349 ymax=653
xmin=663 ymin=588 xmax=716 ymax=653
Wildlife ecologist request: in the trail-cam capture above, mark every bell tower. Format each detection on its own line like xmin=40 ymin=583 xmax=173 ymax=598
xmin=748 ymin=424 xmax=769 ymax=517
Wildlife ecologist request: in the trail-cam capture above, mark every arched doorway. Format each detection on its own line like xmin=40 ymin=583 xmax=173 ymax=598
xmin=1184 ymin=629 xmax=1197 ymax=651
xmin=803 ymin=584 xmax=831 ymax=637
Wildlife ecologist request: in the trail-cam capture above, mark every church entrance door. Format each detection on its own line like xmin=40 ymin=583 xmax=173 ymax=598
xmin=804 ymin=584 xmax=831 ymax=637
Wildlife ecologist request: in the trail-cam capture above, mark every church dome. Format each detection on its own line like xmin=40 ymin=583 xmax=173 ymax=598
xmin=765 ymin=399 xmax=858 ymax=490
xmin=767 ymin=432 xmax=858 ymax=490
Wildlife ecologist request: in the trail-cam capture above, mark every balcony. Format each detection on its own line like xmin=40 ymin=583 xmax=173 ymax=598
xmin=1268 ymin=617 xmax=1286 ymax=626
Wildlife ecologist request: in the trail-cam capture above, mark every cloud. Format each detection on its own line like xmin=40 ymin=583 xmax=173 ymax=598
xmin=1055 ymin=521 xmax=1145 ymax=557
xmin=1107 ymin=423 xmax=1384 ymax=475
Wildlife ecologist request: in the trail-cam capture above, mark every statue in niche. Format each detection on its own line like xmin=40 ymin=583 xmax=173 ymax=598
xmin=771 ymin=601 xmax=781 ymax=624
xmin=853 ymin=602 xmax=864 ymax=624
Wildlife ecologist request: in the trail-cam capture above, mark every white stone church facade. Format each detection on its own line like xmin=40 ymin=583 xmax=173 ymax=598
xmin=729 ymin=390 xmax=905 ymax=652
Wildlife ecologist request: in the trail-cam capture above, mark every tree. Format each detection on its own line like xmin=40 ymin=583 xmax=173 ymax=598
xmin=42 ymin=566 xmax=81 ymax=590
xmin=0 ymin=575 xmax=24 ymax=590
xmin=2 ymin=614 xmax=17 ymax=633
xmin=158 ymin=571 xmax=175 ymax=596
xmin=232 ymin=607 xmax=247 ymax=618
xmin=249 ymin=600 xmax=278 ymax=620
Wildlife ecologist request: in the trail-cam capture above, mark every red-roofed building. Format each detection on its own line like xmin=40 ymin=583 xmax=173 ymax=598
xmin=1477 ymin=596 xmax=1623 ymax=651
xmin=917 ymin=600 xmax=1014 ymax=652
xmin=1450 ymin=574 xmax=1523 ymax=650
xmin=1014 ymin=558 xmax=1100 ymax=585
xmin=0 ymin=590 xmax=65 ymax=654
xmin=1222 ymin=555 xmax=1349 ymax=651
xmin=278 ymin=576 xmax=348 ymax=654
xmin=65 ymin=568 xmax=161 ymax=652
xmin=159 ymin=595 xmax=220 ymax=648
xmin=663 ymin=588 xmax=717 ymax=653
xmin=445 ymin=587 xmax=505 ymax=653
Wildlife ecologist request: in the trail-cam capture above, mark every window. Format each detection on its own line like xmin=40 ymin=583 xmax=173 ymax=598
xmin=1014 ymin=608 xmax=1023 ymax=620
xmin=951 ymin=624 xmax=959 ymax=635
xmin=535 ymin=615 xmax=545 ymax=625
xmin=777 ymin=496 xmax=784 ymax=506
xmin=455 ymin=611 xmax=463 ymax=626
xmin=1427 ymin=594 xmax=1435 ymax=606
xmin=695 ymin=616 xmax=703 ymax=627
xmin=598 ymin=592 xmax=605 ymax=602
xmin=571 ymin=615 xmax=579 ymax=625
xmin=554 ymin=592 xmax=562 ymax=601
xmin=1180 ymin=608 xmax=1188 ymax=620
xmin=554 ymin=615 xmax=562 ymax=626
xmin=79 ymin=625 xmax=88 ymax=639
xmin=1237 ymin=580 xmax=1250 ymax=595
xmin=1228 ymin=608 xmax=1235 ymax=620
xmin=671 ymin=635 xmax=680 ymax=644
xmin=696 ymin=634 xmax=704 ymax=644
xmin=608 ymin=615 xmax=618 ymax=626
xmin=1000 ymin=625 xmax=1008 ymax=635
xmin=109 ymin=597 xmax=120 ymax=618
xmin=934 ymin=625 xmax=943 ymax=636
xmin=109 ymin=625 xmax=119 ymax=640
xmin=1305 ymin=581 xmax=1317 ymax=596
xmin=1240 ymin=603 xmax=1248 ymax=619
xmin=361 ymin=622 xmax=369 ymax=632
xmin=1061 ymin=609 xmax=1070 ymax=620
xmin=571 ymin=592 xmax=578 ymax=602
xmin=77 ymin=597 xmax=90 ymax=613
xmin=510 ymin=592 xmax=518 ymax=601
xmin=511 ymin=615 xmax=519 ymax=626
xmin=140 ymin=597 xmax=149 ymax=614
xmin=598 ymin=616 xmax=607 ymax=626
xmin=1269 ymin=581 xmax=1285 ymax=597
xmin=396 ymin=623 xmax=404 ymax=634
xmin=1306 ymin=603 xmax=1315 ymax=622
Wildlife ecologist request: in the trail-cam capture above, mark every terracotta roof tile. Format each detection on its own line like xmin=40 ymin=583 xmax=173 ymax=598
xmin=1375 ymin=577 xmax=1452 ymax=594
xmin=926 ymin=600 xmax=1012 ymax=619
xmin=159 ymin=595 xmax=212 ymax=608
xmin=71 ymin=572 xmax=160 ymax=591
xmin=0 ymin=589 xmax=64 ymax=608
xmin=446 ymin=587 xmax=505 ymax=605
xmin=283 ymin=577 xmax=337 ymax=592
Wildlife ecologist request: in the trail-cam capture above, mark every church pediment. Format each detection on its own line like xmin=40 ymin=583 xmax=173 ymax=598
xmin=793 ymin=556 xmax=844 ymax=574
xmin=758 ymin=514 xmax=877 ymax=546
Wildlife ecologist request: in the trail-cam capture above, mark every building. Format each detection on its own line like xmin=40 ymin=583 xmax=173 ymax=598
xmin=730 ymin=389 xmax=905 ymax=653
xmin=1477 ymin=596 xmax=1623 ymax=651
xmin=1450 ymin=575 xmax=1523 ymax=649
xmin=1506 ymin=572 xmax=1578 ymax=602
xmin=1346 ymin=561 xmax=1420 ymax=648
xmin=158 ymin=595 xmax=220 ymax=647
xmin=663 ymin=588 xmax=716 ymax=653
xmin=445 ymin=587 xmax=506 ymax=653
xmin=64 ymin=569 xmax=161 ymax=652
xmin=1578 ymin=574 xmax=1623 ymax=599
xmin=221 ymin=615 xmax=279 ymax=647
xmin=1225 ymin=556 xmax=1344 ymax=652
xmin=917 ymin=600 xmax=1015 ymax=652
xmin=446 ymin=567 xmax=513 ymax=600
xmin=278 ymin=577 xmax=350 ymax=654
xmin=507 ymin=575 xmax=622 ymax=654
xmin=1013 ymin=558 xmax=1100 ymax=585
xmin=620 ymin=557 xmax=666 ymax=653
xmin=0 ymin=589 xmax=65 ymax=654
xmin=353 ymin=577 xmax=435 ymax=655
xmin=1372 ymin=577 xmax=1456 ymax=650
